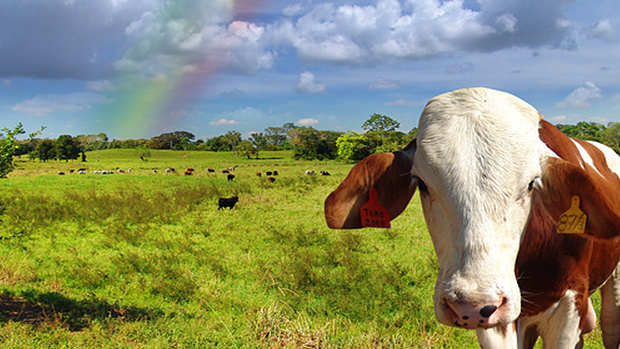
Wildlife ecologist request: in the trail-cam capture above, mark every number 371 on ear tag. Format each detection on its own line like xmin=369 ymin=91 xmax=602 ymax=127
xmin=556 ymin=195 xmax=587 ymax=234
xmin=360 ymin=188 xmax=391 ymax=228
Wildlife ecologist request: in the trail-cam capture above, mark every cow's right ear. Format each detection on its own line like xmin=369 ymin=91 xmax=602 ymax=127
xmin=324 ymin=140 xmax=418 ymax=229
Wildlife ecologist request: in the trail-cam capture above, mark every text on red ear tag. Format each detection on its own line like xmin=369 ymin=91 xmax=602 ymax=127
xmin=360 ymin=188 xmax=391 ymax=228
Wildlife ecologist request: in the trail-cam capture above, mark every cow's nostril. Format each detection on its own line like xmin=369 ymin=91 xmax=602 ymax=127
xmin=479 ymin=305 xmax=498 ymax=318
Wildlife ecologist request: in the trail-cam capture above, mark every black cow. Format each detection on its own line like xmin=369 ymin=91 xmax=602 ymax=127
xmin=218 ymin=196 xmax=239 ymax=210
xmin=227 ymin=174 xmax=235 ymax=181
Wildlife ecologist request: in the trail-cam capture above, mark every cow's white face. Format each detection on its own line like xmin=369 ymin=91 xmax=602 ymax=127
xmin=412 ymin=88 xmax=548 ymax=329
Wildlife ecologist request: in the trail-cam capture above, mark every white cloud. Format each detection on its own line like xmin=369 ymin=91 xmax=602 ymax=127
xmin=548 ymin=115 xmax=568 ymax=123
xmin=556 ymin=82 xmax=602 ymax=109
xmin=585 ymin=18 xmax=617 ymax=43
xmin=209 ymin=118 xmax=241 ymax=126
xmin=294 ymin=71 xmax=326 ymax=93
xmin=11 ymin=92 xmax=112 ymax=115
xmin=368 ymin=78 xmax=401 ymax=90
xmin=386 ymin=99 xmax=417 ymax=106
xmin=86 ymin=80 xmax=117 ymax=92
xmin=297 ymin=118 xmax=319 ymax=126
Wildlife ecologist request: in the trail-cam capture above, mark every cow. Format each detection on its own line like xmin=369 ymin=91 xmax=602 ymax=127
xmin=218 ymin=196 xmax=239 ymax=210
xmin=256 ymin=172 xmax=262 ymax=177
xmin=184 ymin=171 xmax=192 ymax=176
xmin=57 ymin=171 xmax=65 ymax=175
xmin=165 ymin=167 xmax=175 ymax=173
xmin=320 ymin=171 xmax=331 ymax=176
xmin=207 ymin=168 xmax=215 ymax=173
xmin=324 ymin=87 xmax=620 ymax=349
xmin=268 ymin=177 xmax=276 ymax=183
xmin=273 ymin=170 xmax=279 ymax=176
xmin=305 ymin=170 xmax=316 ymax=176
xmin=227 ymin=174 xmax=235 ymax=181
xmin=266 ymin=171 xmax=273 ymax=176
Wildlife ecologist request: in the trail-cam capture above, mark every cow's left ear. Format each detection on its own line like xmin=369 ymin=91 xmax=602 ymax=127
xmin=537 ymin=157 xmax=620 ymax=239
xmin=324 ymin=140 xmax=418 ymax=229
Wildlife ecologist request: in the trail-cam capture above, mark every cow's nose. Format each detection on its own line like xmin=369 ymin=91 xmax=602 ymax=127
xmin=479 ymin=305 xmax=497 ymax=318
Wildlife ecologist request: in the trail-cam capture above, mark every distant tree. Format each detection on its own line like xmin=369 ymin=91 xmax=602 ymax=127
xmin=77 ymin=133 xmax=107 ymax=161
xmin=55 ymin=135 xmax=80 ymax=161
xmin=362 ymin=113 xmax=401 ymax=133
xmin=601 ymin=122 xmax=620 ymax=153
xmin=335 ymin=132 xmax=373 ymax=161
xmin=148 ymin=131 xmax=195 ymax=150
xmin=237 ymin=140 xmax=258 ymax=159
xmin=35 ymin=139 xmax=56 ymax=162
xmin=291 ymin=127 xmax=340 ymax=160
xmin=250 ymin=132 xmax=268 ymax=150
xmin=555 ymin=121 xmax=605 ymax=141
xmin=204 ymin=136 xmax=228 ymax=152
xmin=223 ymin=131 xmax=242 ymax=155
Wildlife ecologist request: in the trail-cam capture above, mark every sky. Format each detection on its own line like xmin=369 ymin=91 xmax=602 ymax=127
xmin=1 ymin=0 xmax=619 ymax=140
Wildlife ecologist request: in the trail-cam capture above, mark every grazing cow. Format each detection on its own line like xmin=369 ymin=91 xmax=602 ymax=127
xmin=77 ymin=170 xmax=86 ymax=175
xmin=273 ymin=170 xmax=278 ymax=176
xmin=184 ymin=171 xmax=192 ymax=176
xmin=117 ymin=169 xmax=125 ymax=173
xmin=227 ymin=174 xmax=235 ymax=181
xmin=320 ymin=171 xmax=331 ymax=176
xmin=222 ymin=169 xmax=229 ymax=174
xmin=305 ymin=170 xmax=315 ymax=176
xmin=69 ymin=169 xmax=75 ymax=174
xmin=93 ymin=170 xmax=102 ymax=174
xmin=207 ymin=168 xmax=215 ymax=173
xmin=227 ymin=166 xmax=235 ymax=172
xmin=165 ymin=167 xmax=175 ymax=173
xmin=186 ymin=168 xmax=195 ymax=172
xmin=57 ymin=171 xmax=65 ymax=175
xmin=256 ymin=172 xmax=262 ymax=177
xmin=102 ymin=170 xmax=113 ymax=174
xmin=218 ymin=196 xmax=239 ymax=210
xmin=324 ymin=88 xmax=620 ymax=348
xmin=268 ymin=177 xmax=276 ymax=183
xmin=266 ymin=171 xmax=273 ymax=176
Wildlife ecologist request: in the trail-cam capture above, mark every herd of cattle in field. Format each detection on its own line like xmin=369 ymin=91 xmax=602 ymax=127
xmin=56 ymin=165 xmax=331 ymax=211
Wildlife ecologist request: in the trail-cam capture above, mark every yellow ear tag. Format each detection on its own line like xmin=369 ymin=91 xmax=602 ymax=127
xmin=360 ymin=188 xmax=391 ymax=228
xmin=556 ymin=195 xmax=587 ymax=234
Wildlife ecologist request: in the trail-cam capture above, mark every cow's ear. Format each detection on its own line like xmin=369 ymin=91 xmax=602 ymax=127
xmin=537 ymin=157 xmax=620 ymax=239
xmin=324 ymin=140 xmax=418 ymax=229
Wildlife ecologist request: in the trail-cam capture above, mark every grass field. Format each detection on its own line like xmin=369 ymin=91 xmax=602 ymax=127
xmin=0 ymin=150 xmax=606 ymax=348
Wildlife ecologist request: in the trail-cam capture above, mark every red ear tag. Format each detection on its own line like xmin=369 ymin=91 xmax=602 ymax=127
xmin=360 ymin=188 xmax=391 ymax=228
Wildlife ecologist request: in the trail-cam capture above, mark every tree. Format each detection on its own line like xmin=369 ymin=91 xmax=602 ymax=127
xmin=290 ymin=127 xmax=340 ymax=160
xmin=55 ymin=135 xmax=80 ymax=161
xmin=601 ymin=122 xmax=620 ymax=153
xmin=148 ymin=131 xmax=195 ymax=150
xmin=362 ymin=113 xmax=401 ymax=133
xmin=335 ymin=132 xmax=373 ymax=161
xmin=223 ymin=131 xmax=242 ymax=155
xmin=77 ymin=133 xmax=107 ymax=161
xmin=0 ymin=123 xmax=44 ymax=178
xmin=35 ymin=139 xmax=56 ymax=162
xmin=237 ymin=140 xmax=258 ymax=159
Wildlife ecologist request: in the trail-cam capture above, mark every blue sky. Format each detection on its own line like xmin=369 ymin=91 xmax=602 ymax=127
xmin=1 ymin=0 xmax=619 ymax=140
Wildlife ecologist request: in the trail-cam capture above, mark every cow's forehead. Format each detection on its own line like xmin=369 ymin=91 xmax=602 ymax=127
xmin=413 ymin=88 xmax=544 ymax=205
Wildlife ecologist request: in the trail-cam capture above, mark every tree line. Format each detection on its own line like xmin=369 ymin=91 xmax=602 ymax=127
xmin=4 ymin=117 xmax=620 ymax=178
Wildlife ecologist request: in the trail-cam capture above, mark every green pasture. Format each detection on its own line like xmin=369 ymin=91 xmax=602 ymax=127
xmin=0 ymin=150 xmax=605 ymax=348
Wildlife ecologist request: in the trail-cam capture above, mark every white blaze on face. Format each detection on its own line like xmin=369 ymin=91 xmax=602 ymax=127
xmin=412 ymin=88 xmax=545 ymax=328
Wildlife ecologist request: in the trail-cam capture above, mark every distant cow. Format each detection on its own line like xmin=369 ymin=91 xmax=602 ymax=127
xmin=186 ymin=168 xmax=195 ymax=172
xmin=184 ymin=171 xmax=193 ymax=176
xmin=273 ymin=170 xmax=278 ymax=176
xmin=305 ymin=170 xmax=315 ymax=176
xmin=227 ymin=174 xmax=235 ymax=181
xmin=320 ymin=171 xmax=331 ymax=176
xmin=218 ymin=196 xmax=239 ymax=210
xmin=222 ymin=170 xmax=229 ymax=174
xmin=117 ymin=169 xmax=125 ymax=173
xmin=57 ymin=171 xmax=65 ymax=175
xmin=256 ymin=172 xmax=262 ymax=177
xmin=266 ymin=171 xmax=273 ymax=176
xmin=77 ymin=170 xmax=86 ymax=175
xmin=207 ymin=168 xmax=215 ymax=173
xmin=268 ymin=177 xmax=276 ymax=183
xmin=165 ymin=167 xmax=175 ymax=173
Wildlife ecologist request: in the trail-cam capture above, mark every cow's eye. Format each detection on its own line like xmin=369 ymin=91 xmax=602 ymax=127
xmin=528 ymin=177 xmax=540 ymax=192
xmin=417 ymin=178 xmax=429 ymax=195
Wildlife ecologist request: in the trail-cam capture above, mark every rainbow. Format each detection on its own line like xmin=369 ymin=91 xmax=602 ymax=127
xmin=103 ymin=0 xmax=263 ymax=140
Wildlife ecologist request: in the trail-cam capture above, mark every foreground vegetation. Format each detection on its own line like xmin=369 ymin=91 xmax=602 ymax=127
xmin=0 ymin=150 xmax=606 ymax=348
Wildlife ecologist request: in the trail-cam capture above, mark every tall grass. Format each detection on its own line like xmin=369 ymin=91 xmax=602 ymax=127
xmin=0 ymin=150 xmax=605 ymax=348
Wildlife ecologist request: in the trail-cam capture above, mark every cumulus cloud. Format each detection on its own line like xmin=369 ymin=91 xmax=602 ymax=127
xmin=556 ymin=82 xmax=602 ymax=109
xmin=209 ymin=118 xmax=242 ymax=126
xmin=297 ymin=118 xmax=319 ymax=126
xmin=585 ymin=18 xmax=618 ymax=43
xmin=0 ymin=0 xmax=579 ymax=80
xmin=294 ymin=71 xmax=326 ymax=93
xmin=86 ymin=80 xmax=117 ymax=92
xmin=11 ymin=92 xmax=112 ymax=115
xmin=386 ymin=99 xmax=417 ymax=106
xmin=368 ymin=78 xmax=401 ymax=90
